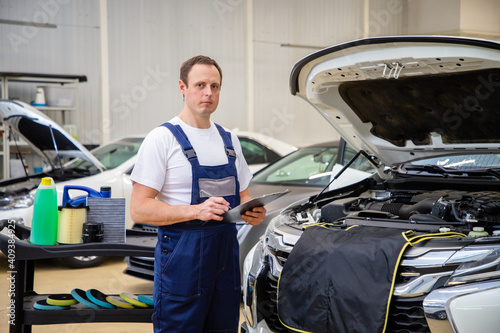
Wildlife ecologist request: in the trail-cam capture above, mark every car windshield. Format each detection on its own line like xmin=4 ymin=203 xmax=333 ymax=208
xmin=66 ymin=137 xmax=144 ymax=171
xmin=252 ymin=146 xmax=339 ymax=186
xmin=410 ymin=154 xmax=500 ymax=170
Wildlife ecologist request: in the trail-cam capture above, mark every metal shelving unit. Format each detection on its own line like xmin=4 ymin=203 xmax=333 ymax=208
xmin=0 ymin=223 xmax=156 ymax=333
xmin=0 ymin=72 xmax=87 ymax=179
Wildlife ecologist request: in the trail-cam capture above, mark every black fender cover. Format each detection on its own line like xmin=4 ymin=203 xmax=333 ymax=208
xmin=277 ymin=225 xmax=410 ymax=333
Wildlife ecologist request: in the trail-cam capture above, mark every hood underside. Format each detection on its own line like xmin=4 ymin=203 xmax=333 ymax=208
xmin=291 ymin=36 xmax=500 ymax=166
xmin=0 ymin=100 xmax=104 ymax=172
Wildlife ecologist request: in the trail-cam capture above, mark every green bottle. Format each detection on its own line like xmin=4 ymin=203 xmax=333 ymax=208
xmin=30 ymin=177 xmax=58 ymax=245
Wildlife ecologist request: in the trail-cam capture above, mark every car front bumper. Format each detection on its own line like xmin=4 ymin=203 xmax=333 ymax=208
xmin=424 ymin=280 xmax=500 ymax=333
xmin=243 ymin=238 xmax=500 ymax=333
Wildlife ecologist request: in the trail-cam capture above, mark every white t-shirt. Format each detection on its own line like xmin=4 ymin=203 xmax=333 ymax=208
xmin=130 ymin=117 xmax=252 ymax=206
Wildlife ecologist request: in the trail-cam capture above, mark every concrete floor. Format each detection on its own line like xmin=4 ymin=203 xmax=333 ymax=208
xmin=0 ymin=254 xmax=245 ymax=332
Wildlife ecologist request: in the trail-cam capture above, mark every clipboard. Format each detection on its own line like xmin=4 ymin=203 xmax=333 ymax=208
xmin=222 ymin=189 xmax=290 ymax=222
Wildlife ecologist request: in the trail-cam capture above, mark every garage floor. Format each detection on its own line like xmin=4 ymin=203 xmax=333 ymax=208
xmin=0 ymin=254 xmax=245 ymax=332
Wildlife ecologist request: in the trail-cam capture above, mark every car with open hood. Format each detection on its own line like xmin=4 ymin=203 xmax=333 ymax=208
xmin=0 ymin=100 xmax=144 ymax=267
xmin=242 ymin=36 xmax=500 ymax=333
xmin=0 ymin=100 xmax=144 ymax=229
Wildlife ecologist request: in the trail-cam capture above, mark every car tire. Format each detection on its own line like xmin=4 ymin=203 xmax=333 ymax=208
xmin=59 ymin=255 xmax=107 ymax=269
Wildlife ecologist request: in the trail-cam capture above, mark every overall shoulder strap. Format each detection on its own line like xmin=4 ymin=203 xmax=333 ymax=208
xmin=160 ymin=122 xmax=197 ymax=160
xmin=214 ymin=123 xmax=236 ymax=159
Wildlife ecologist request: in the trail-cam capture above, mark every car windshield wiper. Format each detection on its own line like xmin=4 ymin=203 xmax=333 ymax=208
xmin=66 ymin=167 xmax=95 ymax=176
xmin=403 ymin=164 xmax=500 ymax=180
xmin=403 ymin=164 xmax=460 ymax=174
xmin=467 ymin=168 xmax=500 ymax=180
xmin=308 ymin=150 xmax=377 ymax=206
xmin=484 ymin=168 xmax=500 ymax=180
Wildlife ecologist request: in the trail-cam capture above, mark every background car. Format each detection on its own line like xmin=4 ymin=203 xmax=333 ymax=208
xmin=0 ymin=100 xmax=296 ymax=267
xmin=232 ymin=129 xmax=297 ymax=173
xmin=242 ymin=36 xmax=500 ymax=333
xmin=125 ymin=140 xmax=375 ymax=281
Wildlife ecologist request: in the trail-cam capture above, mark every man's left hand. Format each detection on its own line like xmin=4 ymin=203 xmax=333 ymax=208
xmin=242 ymin=206 xmax=266 ymax=226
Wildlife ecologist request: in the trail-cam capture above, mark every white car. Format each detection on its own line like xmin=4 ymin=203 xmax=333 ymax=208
xmin=232 ymin=129 xmax=297 ymax=173
xmin=0 ymin=100 xmax=295 ymax=267
xmin=242 ymin=36 xmax=500 ymax=333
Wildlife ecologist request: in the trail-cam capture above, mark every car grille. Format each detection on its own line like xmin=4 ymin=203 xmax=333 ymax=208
xmin=129 ymin=256 xmax=154 ymax=271
xmin=133 ymin=223 xmax=159 ymax=233
xmin=257 ymin=272 xmax=294 ymax=333
xmin=386 ymin=296 xmax=429 ymax=333
xmin=124 ymin=256 xmax=155 ymax=281
xmin=259 ymin=273 xmax=431 ymax=333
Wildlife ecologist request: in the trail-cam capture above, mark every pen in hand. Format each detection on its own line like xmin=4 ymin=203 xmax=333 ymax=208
xmin=200 ymin=189 xmax=231 ymax=209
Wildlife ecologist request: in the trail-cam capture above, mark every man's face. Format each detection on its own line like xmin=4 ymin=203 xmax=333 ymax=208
xmin=180 ymin=64 xmax=221 ymax=118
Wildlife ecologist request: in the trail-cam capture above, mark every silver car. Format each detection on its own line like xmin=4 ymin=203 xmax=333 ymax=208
xmin=242 ymin=36 xmax=500 ymax=333
xmin=125 ymin=139 xmax=374 ymax=281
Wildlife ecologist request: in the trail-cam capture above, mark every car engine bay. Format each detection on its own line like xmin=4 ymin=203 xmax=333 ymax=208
xmin=290 ymin=177 xmax=500 ymax=236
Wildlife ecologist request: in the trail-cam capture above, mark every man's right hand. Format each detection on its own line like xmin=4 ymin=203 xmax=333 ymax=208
xmin=195 ymin=196 xmax=230 ymax=221
xmin=131 ymin=182 xmax=230 ymax=225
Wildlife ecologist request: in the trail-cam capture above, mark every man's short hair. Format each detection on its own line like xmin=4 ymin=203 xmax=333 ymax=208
xmin=180 ymin=55 xmax=222 ymax=87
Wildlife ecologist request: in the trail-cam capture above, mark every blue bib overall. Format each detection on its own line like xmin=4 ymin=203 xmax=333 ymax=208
xmin=152 ymin=122 xmax=241 ymax=333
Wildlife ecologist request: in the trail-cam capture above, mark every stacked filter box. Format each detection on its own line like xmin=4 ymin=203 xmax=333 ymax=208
xmin=86 ymin=198 xmax=126 ymax=243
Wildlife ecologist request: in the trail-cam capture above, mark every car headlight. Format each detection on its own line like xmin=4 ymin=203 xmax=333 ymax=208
xmin=264 ymin=214 xmax=293 ymax=267
xmin=0 ymin=194 xmax=34 ymax=210
xmin=265 ymin=213 xmax=289 ymax=237
xmin=446 ymin=245 xmax=500 ymax=285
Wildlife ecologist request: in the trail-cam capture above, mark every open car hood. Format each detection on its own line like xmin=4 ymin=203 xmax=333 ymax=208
xmin=0 ymin=100 xmax=105 ymax=172
xmin=291 ymin=36 xmax=500 ymax=167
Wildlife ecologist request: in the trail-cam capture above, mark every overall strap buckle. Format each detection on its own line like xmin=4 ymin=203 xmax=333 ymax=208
xmin=184 ymin=148 xmax=197 ymax=159
xmin=226 ymin=148 xmax=236 ymax=158
xmin=162 ymin=122 xmax=198 ymax=160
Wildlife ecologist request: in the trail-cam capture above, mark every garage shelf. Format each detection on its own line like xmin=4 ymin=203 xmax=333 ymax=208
xmin=0 ymin=222 xmax=156 ymax=333
xmin=22 ymin=293 xmax=153 ymax=325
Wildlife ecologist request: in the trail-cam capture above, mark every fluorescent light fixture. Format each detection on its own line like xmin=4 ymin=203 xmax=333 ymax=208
xmin=0 ymin=19 xmax=57 ymax=29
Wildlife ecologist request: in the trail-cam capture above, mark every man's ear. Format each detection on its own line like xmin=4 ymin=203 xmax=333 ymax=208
xmin=179 ymin=79 xmax=187 ymax=95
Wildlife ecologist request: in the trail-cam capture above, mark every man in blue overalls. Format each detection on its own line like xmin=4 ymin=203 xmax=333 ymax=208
xmin=130 ymin=55 xmax=266 ymax=333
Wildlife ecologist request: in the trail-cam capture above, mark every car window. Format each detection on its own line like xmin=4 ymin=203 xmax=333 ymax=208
xmin=411 ymin=154 xmax=500 ymax=170
xmin=93 ymin=139 xmax=143 ymax=169
xmin=66 ymin=138 xmax=144 ymax=170
xmin=252 ymin=147 xmax=339 ymax=186
xmin=239 ymin=137 xmax=281 ymax=165
xmin=342 ymin=144 xmax=377 ymax=173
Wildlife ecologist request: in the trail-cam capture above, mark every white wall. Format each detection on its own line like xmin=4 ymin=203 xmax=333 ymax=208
xmin=104 ymin=0 xmax=250 ymax=143
xmin=1 ymin=0 xmax=498 ymax=147
xmin=104 ymin=0 xmax=391 ymax=146
xmin=104 ymin=0 xmax=406 ymax=146
xmin=0 ymin=0 xmax=101 ymax=144
xmin=460 ymin=0 xmax=500 ymax=36
xmin=407 ymin=0 xmax=500 ymax=38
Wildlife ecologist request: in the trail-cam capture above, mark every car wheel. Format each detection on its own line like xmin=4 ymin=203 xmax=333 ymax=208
xmin=58 ymin=255 xmax=107 ymax=268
